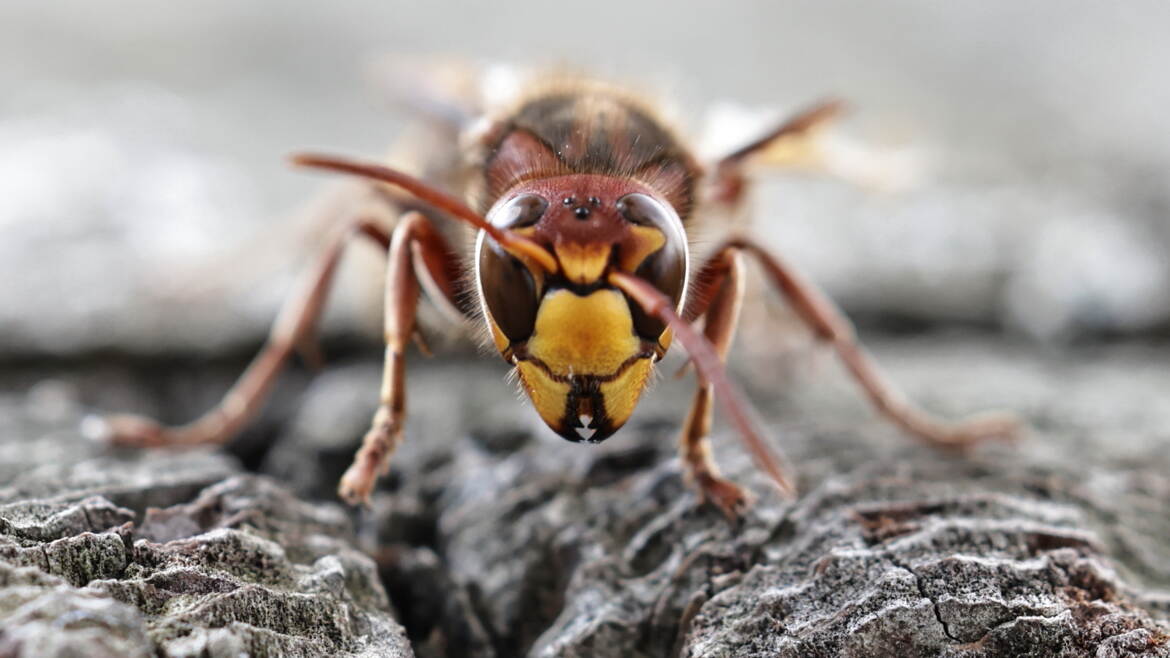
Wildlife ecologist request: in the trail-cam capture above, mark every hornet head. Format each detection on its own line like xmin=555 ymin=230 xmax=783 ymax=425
xmin=476 ymin=174 xmax=688 ymax=442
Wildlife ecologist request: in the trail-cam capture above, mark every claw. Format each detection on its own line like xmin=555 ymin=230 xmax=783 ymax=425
xmin=694 ymin=472 xmax=754 ymax=520
xmin=87 ymin=414 xmax=167 ymax=448
xmin=337 ymin=465 xmax=375 ymax=507
xmin=337 ymin=416 xmax=402 ymax=507
xmin=957 ymin=411 xmax=1023 ymax=442
xmin=916 ymin=411 xmax=1023 ymax=451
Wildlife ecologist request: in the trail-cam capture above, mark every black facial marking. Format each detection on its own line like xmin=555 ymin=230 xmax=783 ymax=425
xmin=556 ymin=377 xmax=614 ymax=444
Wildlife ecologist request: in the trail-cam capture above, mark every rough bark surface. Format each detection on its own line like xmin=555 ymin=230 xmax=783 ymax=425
xmin=0 ymin=394 xmax=411 ymax=657
xmin=2 ymin=336 xmax=1168 ymax=657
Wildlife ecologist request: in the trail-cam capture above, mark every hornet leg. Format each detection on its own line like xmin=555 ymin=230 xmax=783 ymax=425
xmin=719 ymin=238 xmax=1020 ymax=448
xmin=99 ymin=218 xmax=393 ymax=448
xmin=678 ymin=248 xmax=753 ymax=518
xmin=337 ymin=211 xmax=462 ymax=505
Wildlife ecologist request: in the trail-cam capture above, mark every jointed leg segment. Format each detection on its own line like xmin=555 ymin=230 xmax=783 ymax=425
xmin=100 ymin=207 xmax=463 ymax=507
xmin=99 ymin=218 xmax=392 ymax=449
xmin=675 ymin=238 xmax=1018 ymax=516
xmin=337 ymin=211 xmax=460 ymax=505
xmin=678 ymin=249 xmax=752 ymax=518
xmin=721 ymin=238 xmax=1019 ymax=448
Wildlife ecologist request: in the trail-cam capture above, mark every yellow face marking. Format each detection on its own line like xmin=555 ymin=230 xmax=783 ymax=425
xmin=554 ymin=242 xmax=612 ymax=285
xmin=527 ymin=289 xmax=641 ymax=376
xmin=507 ymin=226 xmax=548 ymax=290
xmin=510 ymin=287 xmax=656 ymax=439
xmin=486 ymin=316 xmax=510 ymax=355
xmin=656 ymin=326 xmax=673 ymax=354
xmin=617 ymin=225 xmax=666 ymax=272
xmin=516 ymin=360 xmax=572 ymax=430
xmin=598 ymin=358 xmax=653 ymax=430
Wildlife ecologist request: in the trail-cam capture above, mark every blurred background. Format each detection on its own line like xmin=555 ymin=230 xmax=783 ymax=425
xmin=3 ymin=0 xmax=1169 ymax=362
xmin=2 ymin=0 xmax=1169 ymax=475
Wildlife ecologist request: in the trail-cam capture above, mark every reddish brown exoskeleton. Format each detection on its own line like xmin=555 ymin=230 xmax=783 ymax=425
xmin=98 ymin=74 xmax=1018 ymax=518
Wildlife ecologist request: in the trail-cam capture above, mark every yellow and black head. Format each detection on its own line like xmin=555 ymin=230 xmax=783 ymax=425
xmin=475 ymin=174 xmax=688 ymax=442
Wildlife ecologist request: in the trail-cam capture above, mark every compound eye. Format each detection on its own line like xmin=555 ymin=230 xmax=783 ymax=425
xmin=490 ymin=193 xmax=548 ymax=228
xmin=616 ymin=193 xmax=687 ymax=340
xmin=478 ymin=194 xmax=549 ymax=343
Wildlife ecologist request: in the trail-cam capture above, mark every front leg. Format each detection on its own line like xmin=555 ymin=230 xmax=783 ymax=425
xmin=337 ymin=211 xmax=461 ymax=505
xmin=679 ymin=249 xmax=752 ymax=519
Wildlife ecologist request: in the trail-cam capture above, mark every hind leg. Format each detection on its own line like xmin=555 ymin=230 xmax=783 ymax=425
xmin=718 ymin=238 xmax=1020 ymax=448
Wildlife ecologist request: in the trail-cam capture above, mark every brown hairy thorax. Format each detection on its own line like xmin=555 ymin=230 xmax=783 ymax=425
xmin=478 ymin=85 xmax=702 ymax=220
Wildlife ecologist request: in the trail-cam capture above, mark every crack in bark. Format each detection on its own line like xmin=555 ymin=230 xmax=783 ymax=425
xmin=892 ymin=559 xmax=959 ymax=643
xmin=38 ymin=545 xmax=51 ymax=575
xmin=80 ymin=505 xmax=93 ymax=533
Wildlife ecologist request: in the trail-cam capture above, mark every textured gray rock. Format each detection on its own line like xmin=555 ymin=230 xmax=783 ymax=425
xmin=250 ymin=336 xmax=1170 ymax=657
xmin=0 ymin=383 xmax=411 ymax=658
xmin=3 ymin=334 xmax=1168 ymax=657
